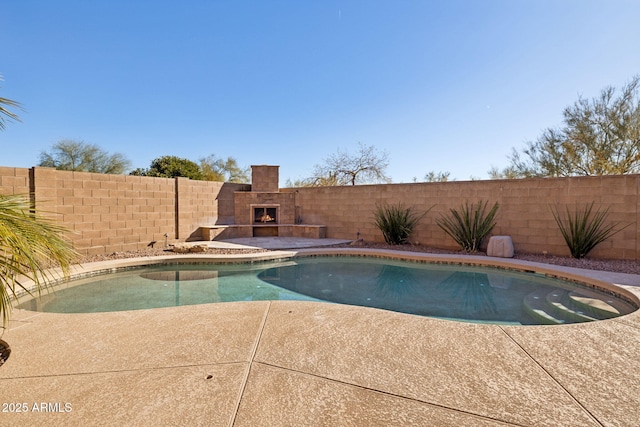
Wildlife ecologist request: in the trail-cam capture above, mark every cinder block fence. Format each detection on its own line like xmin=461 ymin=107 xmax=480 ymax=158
xmin=1 ymin=166 xmax=638 ymax=260
xmin=0 ymin=166 xmax=248 ymax=256
xmin=283 ymin=174 xmax=639 ymax=260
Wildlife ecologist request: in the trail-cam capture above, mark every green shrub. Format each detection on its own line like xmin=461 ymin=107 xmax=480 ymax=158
xmin=551 ymin=202 xmax=626 ymax=259
xmin=436 ymin=200 xmax=499 ymax=252
xmin=373 ymin=202 xmax=429 ymax=245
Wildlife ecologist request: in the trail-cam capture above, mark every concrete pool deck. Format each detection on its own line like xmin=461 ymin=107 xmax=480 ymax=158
xmin=1 ymin=241 xmax=640 ymax=426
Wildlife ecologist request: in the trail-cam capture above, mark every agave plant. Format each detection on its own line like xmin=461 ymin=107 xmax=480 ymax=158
xmin=0 ymin=194 xmax=79 ymax=328
xmin=551 ymin=202 xmax=626 ymax=259
xmin=373 ymin=202 xmax=429 ymax=245
xmin=436 ymin=200 xmax=499 ymax=252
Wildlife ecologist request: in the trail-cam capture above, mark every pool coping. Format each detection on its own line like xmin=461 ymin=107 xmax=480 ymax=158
xmin=2 ymin=248 xmax=640 ymax=426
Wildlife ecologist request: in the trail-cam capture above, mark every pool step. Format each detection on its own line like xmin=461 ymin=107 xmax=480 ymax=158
xmin=546 ymin=290 xmax=596 ymax=323
xmin=522 ymin=288 xmax=620 ymax=325
xmin=523 ymin=289 xmax=566 ymax=325
xmin=568 ymin=290 xmax=636 ymax=320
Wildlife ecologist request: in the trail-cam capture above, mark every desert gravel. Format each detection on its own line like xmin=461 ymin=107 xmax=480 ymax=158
xmin=80 ymin=242 xmax=640 ymax=275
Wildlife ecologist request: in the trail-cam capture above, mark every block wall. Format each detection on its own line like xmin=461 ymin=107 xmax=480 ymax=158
xmin=283 ymin=175 xmax=640 ymax=260
xmin=30 ymin=167 xmax=177 ymax=256
xmin=0 ymin=167 xmax=249 ymax=256
xmin=2 ymin=166 xmax=639 ymax=260
xmin=177 ymin=178 xmax=249 ymax=240
xmin=0 ymin=167 xmax=30 ymax=195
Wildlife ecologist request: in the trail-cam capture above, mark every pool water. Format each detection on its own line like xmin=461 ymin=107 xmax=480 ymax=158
xmin=19 ymin=256 xmax=637 ymax=325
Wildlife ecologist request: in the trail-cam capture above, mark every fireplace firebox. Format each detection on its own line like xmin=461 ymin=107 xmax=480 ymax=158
xmin=253 ymin=206 xmax=278 ymax=224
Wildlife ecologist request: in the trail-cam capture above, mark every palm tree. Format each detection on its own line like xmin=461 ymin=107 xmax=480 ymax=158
xmin=1 ymin=82 xmax=79 ymax=329
xmin=0 ymin=194 xmax=79 ymax=328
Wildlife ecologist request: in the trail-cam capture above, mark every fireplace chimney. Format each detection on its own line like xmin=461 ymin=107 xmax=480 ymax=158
xmin=251 ymin=165 xmax=279 ymax=192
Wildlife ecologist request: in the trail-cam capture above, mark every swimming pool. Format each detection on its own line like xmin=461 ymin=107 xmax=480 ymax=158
xmin=19 ymin=255 xmax=637 ymax=325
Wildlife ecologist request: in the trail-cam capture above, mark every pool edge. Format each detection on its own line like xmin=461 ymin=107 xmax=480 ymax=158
xmin=11 ymin=247 xmax=640 ymax=324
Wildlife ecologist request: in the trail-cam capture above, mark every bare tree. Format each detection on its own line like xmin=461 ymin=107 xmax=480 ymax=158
xmin=492 ymin=75 xmax=640 ymax=178
xmin=487 ymin=165 xmax=520 ymax=180
xmin=424 ymin=171 xmax=451 ymax=182
xmin=40 ymin=140 xmax=131 ymax=174
xmin=308 ymin=143 xmax=391 ymax=186
xmin=199 ymin=154 xmax=250 ymax=183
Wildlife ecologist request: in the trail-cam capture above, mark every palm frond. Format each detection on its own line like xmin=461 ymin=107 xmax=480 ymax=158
xmin=0 ymin=96 xmax=22 ymax=130
xmin=0 ymin=194 xmax=79 ymax=327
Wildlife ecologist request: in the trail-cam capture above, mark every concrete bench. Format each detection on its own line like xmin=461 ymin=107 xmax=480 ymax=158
xmin=200 ymin=224 xmax=327 ymax=240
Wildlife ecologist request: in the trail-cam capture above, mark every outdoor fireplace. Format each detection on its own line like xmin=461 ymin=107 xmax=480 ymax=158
xmin=253 ymin=206 xmax=278 ymax=224
xmin=219 ymin=165 xmax=326 ymax=240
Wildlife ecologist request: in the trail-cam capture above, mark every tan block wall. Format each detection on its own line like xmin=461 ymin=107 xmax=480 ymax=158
xmin=283 ymin=175 xmax=640 ymax=260
xmin=177 ymin=178 xmax=249 ymax=240
xmin=2 ymin=166 xmax=639 ymax=260
xmin=30 ymin=168 xmax=177 ymax=256
xmin=0 ymin=167 xmax=250 ymax=256
xmin=0 ymin=167 xmax=30 ymax=195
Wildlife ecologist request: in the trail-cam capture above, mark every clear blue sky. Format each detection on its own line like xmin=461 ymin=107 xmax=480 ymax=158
xmin=2 ymin=1 xmax=639 ymax=183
